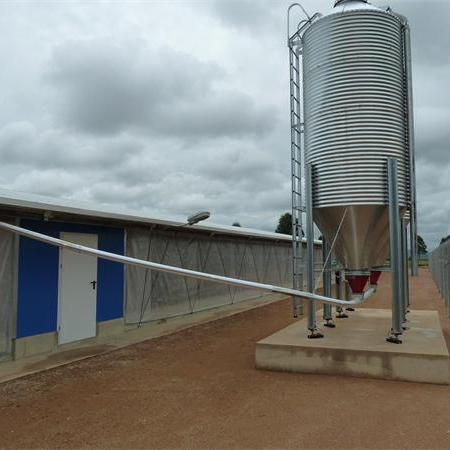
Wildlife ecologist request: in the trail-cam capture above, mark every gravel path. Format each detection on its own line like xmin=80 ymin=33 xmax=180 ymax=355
xmin=1 ymin=268 xmax=449 ymax=449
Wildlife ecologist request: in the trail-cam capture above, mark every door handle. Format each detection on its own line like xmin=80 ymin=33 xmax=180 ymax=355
xmin=90 ymin=280 xmax=97 ymax=290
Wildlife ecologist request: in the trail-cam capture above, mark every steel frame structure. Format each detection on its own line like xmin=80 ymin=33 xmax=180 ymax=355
xmin=287 ymin=3 xmax=413 ymax=341
xmin=287 ymin=5 xmax=321 ymax=320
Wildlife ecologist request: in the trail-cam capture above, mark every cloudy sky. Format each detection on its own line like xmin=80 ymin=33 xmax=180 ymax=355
xmin=0 ymin=0 xmax=449 ymax=249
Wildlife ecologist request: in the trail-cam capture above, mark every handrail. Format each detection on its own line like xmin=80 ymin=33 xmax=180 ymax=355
xmin=287 ymin=3 xmax=321 ymax=46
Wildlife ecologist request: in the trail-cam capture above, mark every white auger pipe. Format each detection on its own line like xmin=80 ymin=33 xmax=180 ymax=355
xmin=0 ymin=221 xmax=374 ymax=307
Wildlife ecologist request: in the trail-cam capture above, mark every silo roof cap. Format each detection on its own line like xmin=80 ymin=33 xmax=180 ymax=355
xmin=335 ymin=0 xmax=368 ymax=5
xmin=328 ymin=0 xmax=382 ymax=15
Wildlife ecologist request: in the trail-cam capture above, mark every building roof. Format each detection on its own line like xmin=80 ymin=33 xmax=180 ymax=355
xmin=0 ymin=187 xmax=321 ymax=244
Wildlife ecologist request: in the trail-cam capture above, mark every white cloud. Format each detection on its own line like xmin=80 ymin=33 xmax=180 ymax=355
xmin=0 ymin=0 xmax=448 ymax=249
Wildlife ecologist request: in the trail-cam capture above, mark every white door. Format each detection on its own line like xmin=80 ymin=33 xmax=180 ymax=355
xmin=58 ymin=232 xmax=98 ymax=345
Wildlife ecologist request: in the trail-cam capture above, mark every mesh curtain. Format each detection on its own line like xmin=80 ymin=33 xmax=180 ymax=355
xmin=430 ymin=243 xmax=448 ymax=311
xmin=0 ymin=228 xmax=14 ymax=360
xmin=125 ymin=227 xmax=295 ymax=325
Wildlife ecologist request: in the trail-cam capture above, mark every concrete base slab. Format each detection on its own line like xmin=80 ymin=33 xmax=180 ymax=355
xmin=255 ymin=308 xmax=450 ymax=384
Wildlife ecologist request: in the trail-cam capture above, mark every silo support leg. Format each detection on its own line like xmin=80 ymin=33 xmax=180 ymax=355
xmin=306 ymin=163 xmax=323 ymax=339
xmin=345 ymin=282 xmax=355 ymax=311
xmin=322 ymin=237 xmax=335 ymax=328
xmin=401 ymin=218 xmax=410 ymax=326
xmin=387 ymin=158 xmax=403 ymax=344
xmin=335 ymin=271 xmax=348 ymax=318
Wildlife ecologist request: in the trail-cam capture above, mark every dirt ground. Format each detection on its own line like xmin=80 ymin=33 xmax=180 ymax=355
xmin=1 ymin=267 xmax=450 ymax=449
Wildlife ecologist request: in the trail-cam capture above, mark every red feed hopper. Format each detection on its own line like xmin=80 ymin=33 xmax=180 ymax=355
xmin=347 ymin=274 xmax=369 ymax=294
xmin=370 ymin=270 xmax=382 ymax=285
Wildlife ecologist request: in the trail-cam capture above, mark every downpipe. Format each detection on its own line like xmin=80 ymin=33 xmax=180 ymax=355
xmin=0 ymin=221 xmax=375 ymax=308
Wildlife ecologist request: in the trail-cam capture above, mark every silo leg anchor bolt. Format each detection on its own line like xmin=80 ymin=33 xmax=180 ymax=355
xmin=386 ymin=330 xmax=402 ymax=344
xmin=324 ymin=319 xmax=336 ymax=328
xmin=402 ymin=318 xmax=410 ymax=331
xmin=308 ymin=329 xmax=324 ymax=339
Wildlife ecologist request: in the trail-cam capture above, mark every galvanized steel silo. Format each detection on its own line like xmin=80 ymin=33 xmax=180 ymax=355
xmin=302 ymin=0 xmax=412 ymax=275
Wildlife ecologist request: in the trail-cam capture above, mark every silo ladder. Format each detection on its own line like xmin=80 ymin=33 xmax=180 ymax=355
xmin=289 ymin=40 xmax=305 ymax=317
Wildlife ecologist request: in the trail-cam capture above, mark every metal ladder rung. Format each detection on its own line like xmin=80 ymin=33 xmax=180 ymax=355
xmin=290 ymin=64 xmax=299 ymax=74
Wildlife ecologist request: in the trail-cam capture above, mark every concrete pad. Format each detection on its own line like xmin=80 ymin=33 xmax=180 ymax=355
xmin=255 ymin=308 xmax=450 ymax=384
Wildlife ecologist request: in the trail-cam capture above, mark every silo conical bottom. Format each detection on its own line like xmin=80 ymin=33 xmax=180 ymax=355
xmin=313 ymin=205 xmax=405 ymax=271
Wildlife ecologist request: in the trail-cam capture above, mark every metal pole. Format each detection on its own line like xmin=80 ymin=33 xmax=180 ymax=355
xmin=305 ymin=163 xmax=323 ymax=338
xmin=445 ymin=249 xmax=448 ymax=314
xmin=387 ymin=158 xmax=403 ymax=343
xmin=447 ymin=250 xmax=450 ymax=315
xmin=403 ymin=23 xmax=418 ymax=277
xmin=446 ymin=259 xmax=449 ymax=316
xmin=445 ymin=258 xmax=447 ymax=312
xmin=322 ymin=237 xmax=335 ymax=327
xmin=401 ymin=218 xmax=409 ymax=323
xmin=335 ymin=270 xmax=348 ymax=318
xmin=442 ymin=256 xmax=445 ymax=308
xmin=345 ymin=280 xmax=355 ymax=311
